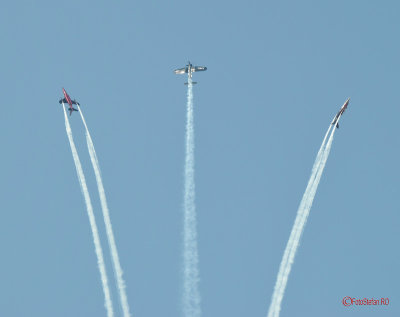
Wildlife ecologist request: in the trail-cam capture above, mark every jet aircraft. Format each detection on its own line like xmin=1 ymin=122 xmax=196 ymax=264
xmin=331 ymin=98 xmax=350 ymax=128
xmin=174 ymin=61 xmax=207 ymax=84
xmin=59 ymin=88 xmax=80 ymax=116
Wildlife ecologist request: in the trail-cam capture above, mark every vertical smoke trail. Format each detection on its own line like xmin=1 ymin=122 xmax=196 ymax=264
xmin=78 ymin=106 xmax=131 ymax=317
xmin=267 ymin=120 xmax=339 ymax=317
xmin=62 ymin=104 xmax=114 ymax=317
xmin=182 ymin=78 xmax=201 ymax=317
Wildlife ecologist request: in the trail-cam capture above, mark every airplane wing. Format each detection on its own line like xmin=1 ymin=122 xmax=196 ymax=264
xmin=174 ymin=67 xmax=187 ymax=74
xmin=193 ymin=66 xmax=207 ymax=72
xmin=59 ymin=98 xmax=67 ymax=104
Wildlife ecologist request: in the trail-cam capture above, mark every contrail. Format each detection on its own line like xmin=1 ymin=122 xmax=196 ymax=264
xmin=267 ymin=117 xmax=340 ymax=317
xmin=269 ymin=124 xmax=332 ymax=310
xmin=78 ymin=105 xmax=131 ymax=317
xmin=62 ymin=104 xmax=114 ymax=317
xmin=182 ymin=78 xmax=201 ymax=317
xmin=300 ymin=116 xmax=339 ymax=234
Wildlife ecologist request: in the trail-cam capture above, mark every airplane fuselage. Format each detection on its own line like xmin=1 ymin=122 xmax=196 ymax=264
xmin=187 ymin=63 xmax=193 ymax=78
xmin=331 ymin=98 xmax=350 ymax=128
xmin=63 ymin=88 xmax=73 ymax=108
xmin=60 ymin=88 xmax=79 ymax=116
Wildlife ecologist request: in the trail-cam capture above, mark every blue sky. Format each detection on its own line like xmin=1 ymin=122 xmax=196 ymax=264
xmin=0 ymin=1 xmax=399 ymax=316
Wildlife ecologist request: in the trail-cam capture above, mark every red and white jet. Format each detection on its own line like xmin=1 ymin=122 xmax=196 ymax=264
xmin=59 ymin=88 xmax=80 ymax=116
xmin=331 ymin=98 xmax=350 ymax=128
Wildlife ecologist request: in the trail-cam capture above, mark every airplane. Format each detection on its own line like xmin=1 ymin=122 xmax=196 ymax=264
xmin=174 ymin=61 xmax=207 ymax=84
xmin=331 ymin=98 xmax=350 ymax=128
xmin=59 ymin=88 xmax=80 ymax=116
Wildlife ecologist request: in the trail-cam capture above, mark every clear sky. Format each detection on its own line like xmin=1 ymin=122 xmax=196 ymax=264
xmin=0 ymin=1 xmax=399 ymax=316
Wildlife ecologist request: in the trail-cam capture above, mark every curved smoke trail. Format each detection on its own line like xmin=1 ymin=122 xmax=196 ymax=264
xmin=268 ymin=125 xmax=332 ymax=312
xmin=183 ymin=78 xmax=201 ymax=317
xmin=267 ymin=118 xmax=340 ymax=317
xmin=62 ymin=104 xmax=114 ymax=317
xmin=78 ymin=106 xmax=131 ymax=317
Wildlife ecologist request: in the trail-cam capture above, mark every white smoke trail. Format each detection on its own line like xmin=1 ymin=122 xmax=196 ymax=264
xmin=182 ymin=78 xmax=201 ymax=317
xmin=62 ymin=104 xmax=114 ymax=317
xmin=78 ymin=106 xmax=131 ymax=317
xmin=300 ymin=117 xmax=340 ymax=229
xmin=267 ymin=119 xmax=340 ymax=317
xmin=269 ymin=125 xmax=332 ymax=307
